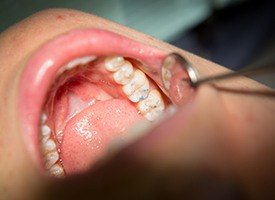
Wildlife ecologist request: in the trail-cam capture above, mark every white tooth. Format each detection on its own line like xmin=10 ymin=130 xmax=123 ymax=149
xmin=41 ymin=125 xmax=51 ymax=137
xmin=144 ymin=105 xmax=165 ymax=121
xmin=137 ymin=90 xmax=165 ymax=121
xmin=153 ymin=105 xmax=178 ymax=124
xmin=113 ymin=61 xmax=134 ymax=84
xmin=41 ymin=134 xmax=50 ymax=143
xmin=40 ymin=113 xmax=47 ymax=124
xmin=161 ymin=67 xmax=172 ymax=90
xmin=42 ymin=139 xmax=56 ymax=154
xmin=161 ymin=54 xmax=176 ymax=90
xmin=104 ymin=56 xmax=125 ymax=72
xmin=128 ymin=79 xmax=150 ymax=102
xmin=66 ymin=56 xmax=96 ymax=70
xmin=122 ymin=70 xmax=147 ymax=96
xmin=137 ymin=90 xmax=163 ymax=114
xmin=49 ymin=164 xmax=65 ymax=177
xmin=45 ymin=151 xmax=59 ymax=169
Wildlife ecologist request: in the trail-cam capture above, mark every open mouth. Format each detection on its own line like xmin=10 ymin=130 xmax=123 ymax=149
xmin=19 ymin=29 xmax=194 ymax=178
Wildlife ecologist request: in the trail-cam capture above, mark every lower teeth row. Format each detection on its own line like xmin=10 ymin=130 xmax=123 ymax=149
xmin=40 ymin=114 xmax=65 ymax=177
xmin=39 ymin=55 xmax=166 ymax=177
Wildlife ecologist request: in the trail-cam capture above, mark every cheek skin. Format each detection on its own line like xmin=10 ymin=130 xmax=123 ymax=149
xmin=220 ymin=89 xmax=275 ymax=166
xmin=0 ymin=61 xmax=44 ymax=199
xmin=219 ymin=91 xmax=275 ymax=198
xmin=0 ymin=8 xmax=197 ymax=199
xmin=0 ymin=90 xmax=32 ymax=198
xmin=0 ymin=8 xmax=274 ymax=200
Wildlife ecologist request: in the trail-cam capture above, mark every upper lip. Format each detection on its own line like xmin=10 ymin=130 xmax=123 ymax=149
xmin=18 ymin=28 xmax=168 ymax=167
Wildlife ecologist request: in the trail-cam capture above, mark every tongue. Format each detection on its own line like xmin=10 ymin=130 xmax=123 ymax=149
xmin=60 ymin=98 xmax=142 ymax=174
xmin=48 ymin=62 xmax=145 ymax=174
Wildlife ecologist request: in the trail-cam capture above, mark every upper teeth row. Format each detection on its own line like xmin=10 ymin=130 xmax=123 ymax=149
xmin=137 ymin=90 xmax=165 ymax=121
xmin=104 ymin=56 xmax=165 ymax=121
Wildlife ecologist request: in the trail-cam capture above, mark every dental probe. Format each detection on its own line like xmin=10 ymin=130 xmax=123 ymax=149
xmin=166 ymin=53 xmax=275 ymax=88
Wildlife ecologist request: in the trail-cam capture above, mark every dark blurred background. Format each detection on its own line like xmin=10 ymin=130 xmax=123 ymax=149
xmin=0 ymin=0 xmax=274 ymax=86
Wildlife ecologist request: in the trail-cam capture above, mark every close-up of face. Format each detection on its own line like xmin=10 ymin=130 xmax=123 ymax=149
xmin=0 ymin=8 xmax=275 ymax=200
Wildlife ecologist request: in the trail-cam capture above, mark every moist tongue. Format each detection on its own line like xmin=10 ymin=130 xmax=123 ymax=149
xmin=48 ymin=61 xmax=144 ymax=174
xmin=60 ymin=98 xmax=142 ymax=174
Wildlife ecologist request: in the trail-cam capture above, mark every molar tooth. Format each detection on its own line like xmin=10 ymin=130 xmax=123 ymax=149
xmin=137 ymin=90 xmax=165 ymax=121
xmin=137 ymin=90 xmax=163 ymax=114
xmin=122 ymin=70 xmax=147 ymax=96
xmin=113 ymin=61 xmax=134 ymax=84
xmin=41 ymin=125 xmax=51 ymax=137
xmin=104 ymin=56 xmax=125 ymax=72
xmin=45 ymin=151 xmax=59 ymax=169
xmin=49 ymin=164 xmax=65 ymax=177
xmin=128 ymin=79 xmax=150 ymax=102
xmin=144 ymin=105 xmax=165 ymax=121
xmin=41 ymin=134 xmax=50 ymax=143
xmin=42 ymin=139 xmax=56 ymax=154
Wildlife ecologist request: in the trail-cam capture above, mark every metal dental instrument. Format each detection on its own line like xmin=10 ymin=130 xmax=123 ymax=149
xmin=165 ymin=53 xmax=275 ymax=88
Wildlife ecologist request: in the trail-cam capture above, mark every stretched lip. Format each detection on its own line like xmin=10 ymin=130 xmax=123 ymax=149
xmin=18 ymin=28 xmax=184 ymax=168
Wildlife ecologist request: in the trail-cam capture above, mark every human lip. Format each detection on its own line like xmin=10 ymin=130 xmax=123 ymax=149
xmin=18 ymin=28 xmax=193 ymax=171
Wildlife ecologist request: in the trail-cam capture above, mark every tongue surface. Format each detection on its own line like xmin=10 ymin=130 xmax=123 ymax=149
xmin=60 ymin=98 xmax=142 ymax=174
xmin=48 ymin=62 xmax=145 ymax=174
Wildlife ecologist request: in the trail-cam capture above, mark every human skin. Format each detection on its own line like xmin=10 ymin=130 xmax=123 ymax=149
xmin=0 ymin=8 xmax=274 ymax=200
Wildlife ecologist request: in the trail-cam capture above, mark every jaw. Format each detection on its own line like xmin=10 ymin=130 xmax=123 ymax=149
xmin=18 ymin=28 xmax=195 ymax=176
xmin=2 ymin=9 xmax=275 ymax=199
xmin=0 ymin=9 xmax=198 ymax=199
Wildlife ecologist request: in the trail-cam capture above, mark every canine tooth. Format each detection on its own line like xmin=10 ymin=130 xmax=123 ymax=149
xmin=128 ymin=79 xmax=150 ymax=102
xmin=122 ymin=70 xmax=147 ymax=96
xmin=42 ymin=139 xmax=56 ymax=154
xmin=49 ymin=164 xmax=65 ymax=177
xmin=113 ymin=61 xmax=134 ymax=84
xmin=137 ymin=90 xmax=165 ymax=121
xmin=41 ymin=125 xmax=51 ymax=137
xmin=104 ymin=56 xmax=125 ymax=72
xmin=45 ymin=151 xmax=59 ymax=169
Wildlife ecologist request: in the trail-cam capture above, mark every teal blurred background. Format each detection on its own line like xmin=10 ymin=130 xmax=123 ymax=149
xmin=0 ymin=0 xmax=274 ymax=86
xmin=0 ymin=0 xmax=239 ymax=40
